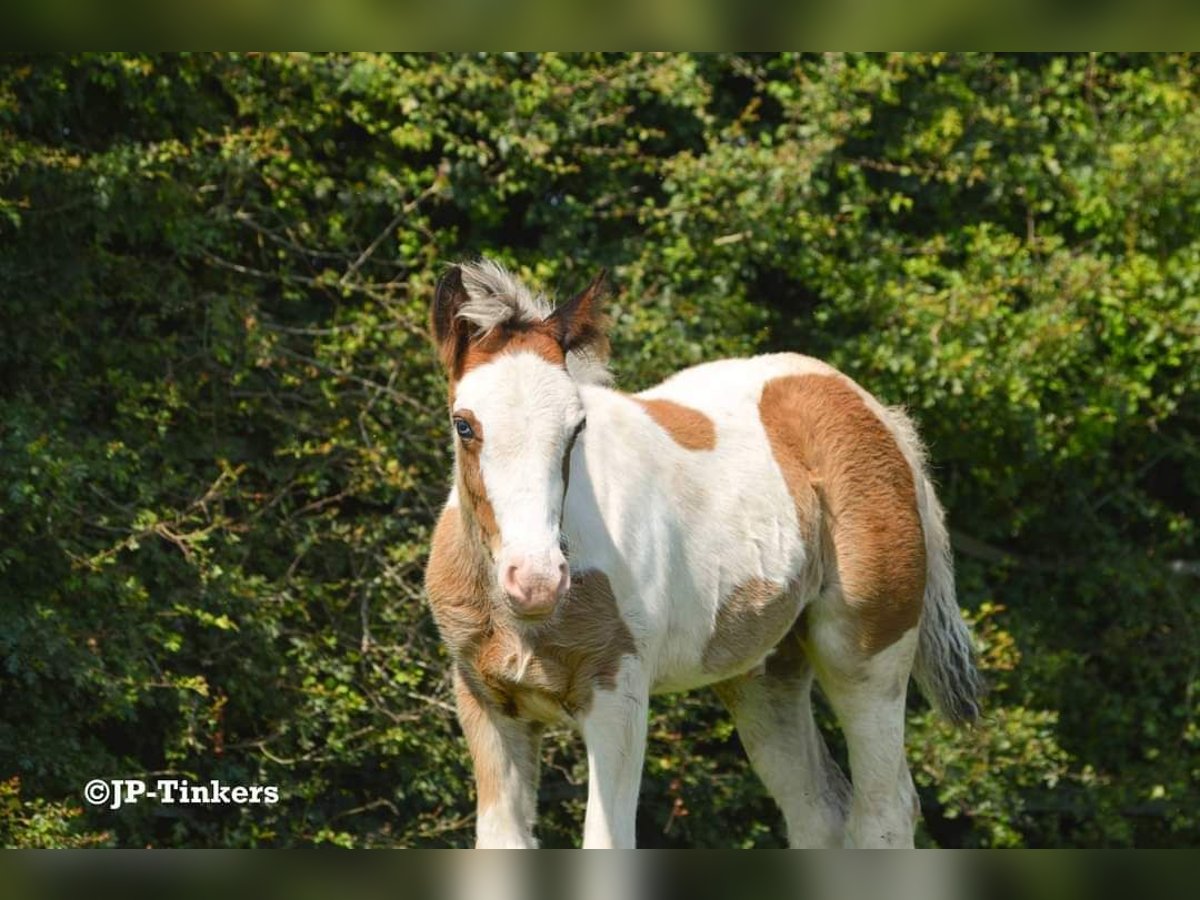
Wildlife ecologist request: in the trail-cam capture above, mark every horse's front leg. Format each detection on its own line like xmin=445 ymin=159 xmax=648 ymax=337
xmin=454 ymin=671 xmax=542 ymax=848
xmin=578 ymin=659 xmax=649 ymax=848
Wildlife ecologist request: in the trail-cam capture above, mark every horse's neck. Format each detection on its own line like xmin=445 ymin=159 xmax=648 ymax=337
xmin=446 ymin=479 xmax=497 ymax=585
xmin=564 ymin=383 xmax=667 ymax=552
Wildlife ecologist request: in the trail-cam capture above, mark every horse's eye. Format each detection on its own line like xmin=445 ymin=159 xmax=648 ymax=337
xmin=454 ymin=417 xmax=475 ymax=441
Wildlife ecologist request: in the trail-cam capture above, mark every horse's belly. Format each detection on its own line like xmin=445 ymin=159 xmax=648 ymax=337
xmin=649 ymin=565 xmax=819 ymax=694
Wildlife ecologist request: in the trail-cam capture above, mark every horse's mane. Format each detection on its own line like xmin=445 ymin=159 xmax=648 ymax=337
xmin=456 ymin=259 xmax=613 ymax=386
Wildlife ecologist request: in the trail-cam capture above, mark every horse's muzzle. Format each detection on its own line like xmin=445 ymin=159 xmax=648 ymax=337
xmin=501 ymin=551 xmax=570 ymax=620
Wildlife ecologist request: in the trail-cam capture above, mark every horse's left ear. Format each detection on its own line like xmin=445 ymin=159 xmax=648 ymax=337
xmin=549 ymin=268 xmax=608 ymax=353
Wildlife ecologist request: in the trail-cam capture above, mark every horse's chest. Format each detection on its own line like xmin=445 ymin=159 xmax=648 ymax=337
xmin=471 ymin=570 xmax=638 ymax=722
xmin=474 ymin=629 xmax=577 ymax=723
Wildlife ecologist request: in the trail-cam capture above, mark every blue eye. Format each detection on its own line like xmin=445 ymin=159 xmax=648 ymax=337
xmin=454 ymin=417 xmax=475 ymax=441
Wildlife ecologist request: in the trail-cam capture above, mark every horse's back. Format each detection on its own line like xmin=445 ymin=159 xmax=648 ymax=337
xmin=637 ymin=352 xmax=839 ymax=412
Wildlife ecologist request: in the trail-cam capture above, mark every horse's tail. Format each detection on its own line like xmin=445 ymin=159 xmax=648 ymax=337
xmin=881 ymin=406 xmax=985 ymax=725
xmin=911 ymin=473 xmax=984 ymax=724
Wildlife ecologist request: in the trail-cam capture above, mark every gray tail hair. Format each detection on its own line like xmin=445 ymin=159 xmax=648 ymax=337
xmin=881 ymin=406 xmax=985 ymax=725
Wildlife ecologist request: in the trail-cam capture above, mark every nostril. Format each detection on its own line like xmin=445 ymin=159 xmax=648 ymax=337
xmin=502 ymin=564 xmax=522 ymax=597
xmin=556 ymin=562 xmax=570 ymax=598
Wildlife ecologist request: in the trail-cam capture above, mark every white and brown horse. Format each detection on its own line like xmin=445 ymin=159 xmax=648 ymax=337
xmin=424 ymin=260 xmax=982 ymax=848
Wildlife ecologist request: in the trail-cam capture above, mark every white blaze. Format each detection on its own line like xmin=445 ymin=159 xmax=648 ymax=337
xmin=454 ymin=352 xmax=584 ymax=603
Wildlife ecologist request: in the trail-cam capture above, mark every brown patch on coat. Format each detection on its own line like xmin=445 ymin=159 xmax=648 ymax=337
xmin=702 ymin=578 xmax=804 ymax=675
xmin=759 ymin=374 xmax=926 ymax=656
xmin=425 ymin=504 xmax=493 ymax=656
xmin=425 ymin=508 xmax=636 ymax=722
xmin=458 ymin=325 xmax=567 ymax=381
xmin=447 ymin=409 xmax=500 ymax=553
xmin=634 ymin=398 xmax=717 ymax=451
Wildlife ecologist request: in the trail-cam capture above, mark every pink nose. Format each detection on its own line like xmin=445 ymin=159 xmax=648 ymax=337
xmin=501 ymin=554 xmax=570 ymax=619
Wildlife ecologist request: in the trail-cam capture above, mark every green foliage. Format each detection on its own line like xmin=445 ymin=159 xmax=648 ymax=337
xmin=0 ymin=778 xmax=111 ymax=848
xmin=1 ymin=53 xmax=1196 ymax=847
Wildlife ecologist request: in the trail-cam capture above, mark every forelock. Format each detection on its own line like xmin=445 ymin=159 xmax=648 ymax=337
xmin=457 ymin=259 xmax=553 ymax=335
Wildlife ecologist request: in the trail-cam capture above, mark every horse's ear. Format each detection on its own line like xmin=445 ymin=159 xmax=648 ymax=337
xmin=549 ymin=268 xmax=609 ymax=354
xmin=431 ymin=265 xmax=471 ymax=374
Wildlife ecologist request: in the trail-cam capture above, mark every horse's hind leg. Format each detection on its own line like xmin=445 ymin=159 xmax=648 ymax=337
xmin=808 ymin=615 xmax=921 ymax=848
xmin=714 ymin=636 xmax=849 ymax=848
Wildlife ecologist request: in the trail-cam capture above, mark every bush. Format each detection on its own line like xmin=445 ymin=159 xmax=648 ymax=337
xmin=1 ymin=53 xmax=1196 ymax=847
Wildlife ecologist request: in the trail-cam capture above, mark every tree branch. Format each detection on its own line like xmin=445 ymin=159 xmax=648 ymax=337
xmin=950 ymin=530 xmax=1199 ymax=578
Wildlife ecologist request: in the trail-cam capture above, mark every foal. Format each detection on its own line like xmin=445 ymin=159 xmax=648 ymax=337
xmin=424 ymin=260 xmax=982 ymax=848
